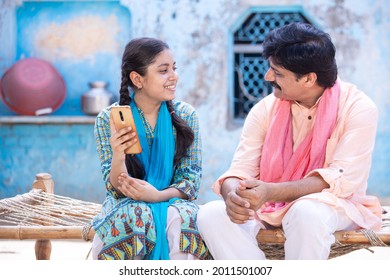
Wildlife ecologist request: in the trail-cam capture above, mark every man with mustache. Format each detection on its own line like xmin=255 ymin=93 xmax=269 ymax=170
xmin=197 ymin=22 xmax=382 ymax=260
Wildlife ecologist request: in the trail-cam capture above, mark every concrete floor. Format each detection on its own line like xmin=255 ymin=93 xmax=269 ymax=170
xmin=0 ymin=240 xmax=93 ymax=260
xmin=0 ymin=239 xmax=389 ymax=260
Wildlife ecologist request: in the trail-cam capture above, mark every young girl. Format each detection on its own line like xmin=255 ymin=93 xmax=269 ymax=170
xmin=91 ymin=38 xmax=210 ymax=260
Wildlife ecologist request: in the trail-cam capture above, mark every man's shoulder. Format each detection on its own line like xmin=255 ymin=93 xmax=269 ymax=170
xmin=339 ymin=81 xmax=377 ymax=110
xmin=250 ymin=93 xmax=278 ymax=114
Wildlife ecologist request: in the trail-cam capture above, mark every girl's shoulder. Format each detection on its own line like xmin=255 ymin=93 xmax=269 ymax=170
xmin=171 ymin=100 xmax=197 ymax=118
xmin=94 ymin=102 xmax=121 ymax=129
xmin=96 ymin=102 xmax=120 ymax=120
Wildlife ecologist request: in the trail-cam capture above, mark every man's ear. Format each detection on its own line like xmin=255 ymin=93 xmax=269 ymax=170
xmin=129 ymin=71 xmax=143 ymax=89
xmin=304 ymin=72 xmax=318 ymax=87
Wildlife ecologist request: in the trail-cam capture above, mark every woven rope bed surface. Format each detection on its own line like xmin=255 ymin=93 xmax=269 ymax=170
xmin=257 ymin=206 xmax=389 ymax=259
xmin=0 ymin=173 xmax=389 ymax=259
xmin=0 ymin=188 xmax=101 ymax=240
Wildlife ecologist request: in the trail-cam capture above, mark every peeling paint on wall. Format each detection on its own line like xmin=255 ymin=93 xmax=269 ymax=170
xmin=310 ymin=0 xmax=367 ymax=75
xmin=34 ymin=15 xmax=121 ymax=62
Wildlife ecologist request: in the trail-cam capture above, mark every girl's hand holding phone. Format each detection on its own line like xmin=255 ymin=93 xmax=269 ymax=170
xmin=110 ymin=106 xmax=142 ymax=154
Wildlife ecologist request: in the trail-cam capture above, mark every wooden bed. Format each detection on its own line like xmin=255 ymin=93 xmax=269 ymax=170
xmin=0 ymin=173 xmax=389 ymax=260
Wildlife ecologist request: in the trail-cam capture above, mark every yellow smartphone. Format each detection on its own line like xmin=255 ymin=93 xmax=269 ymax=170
xmin=111 ymin=105 xmax=142 ymax=154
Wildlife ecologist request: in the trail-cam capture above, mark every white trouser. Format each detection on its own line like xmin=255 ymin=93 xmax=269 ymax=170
xmin=91 ymin=206 xmax=197 ymax=260
xmin=197 ymin=199 xmax=358 ymax=260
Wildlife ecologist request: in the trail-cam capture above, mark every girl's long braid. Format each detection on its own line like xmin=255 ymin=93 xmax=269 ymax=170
xmin=166 ymin=100 xmax=194 ymax=165
xmin=119 ymin=69 xmax=131 ymax=106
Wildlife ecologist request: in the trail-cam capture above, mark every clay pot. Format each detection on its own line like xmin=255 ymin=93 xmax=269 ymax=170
xmin=0 ymin=58 xmax=66 ymax=116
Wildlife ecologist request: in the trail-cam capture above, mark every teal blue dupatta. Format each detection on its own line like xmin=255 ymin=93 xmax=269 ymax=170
xmin=130 ymin=100 xmax=176 ymax=260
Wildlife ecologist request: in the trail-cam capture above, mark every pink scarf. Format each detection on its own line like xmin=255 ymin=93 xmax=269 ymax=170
xmin=260 ymin=80 xmax=340 ymax=213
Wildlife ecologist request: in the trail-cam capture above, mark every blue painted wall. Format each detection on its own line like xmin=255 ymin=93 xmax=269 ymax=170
xmin=0 ymin=122 xmax=106 ymax=202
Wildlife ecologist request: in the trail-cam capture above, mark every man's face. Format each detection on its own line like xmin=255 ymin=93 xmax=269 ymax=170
xmin=264 ymin=60 xmax=305 ymax=103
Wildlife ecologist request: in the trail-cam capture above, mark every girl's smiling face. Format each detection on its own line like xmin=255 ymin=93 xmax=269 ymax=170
xmin=139 ymin=49 xmax=178 ymax=103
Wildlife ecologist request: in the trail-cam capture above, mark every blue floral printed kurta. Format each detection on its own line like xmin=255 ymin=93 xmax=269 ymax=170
xmin=92 ymin=100 xmax=211 ymax=260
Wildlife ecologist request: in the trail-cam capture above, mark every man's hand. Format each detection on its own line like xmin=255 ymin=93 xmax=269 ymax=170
xmin=221 ymin=178 xmax=255 ymax=224
xmin=236 ymin=180 xmax=270 ymax=211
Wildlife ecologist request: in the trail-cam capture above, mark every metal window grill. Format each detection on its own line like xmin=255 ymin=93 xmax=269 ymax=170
xmin=233 ymin=12 xmax=311 ymax=119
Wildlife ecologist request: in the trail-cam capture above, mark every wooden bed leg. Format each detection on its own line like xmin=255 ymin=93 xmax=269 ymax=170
xmin=35 ymin=239 xmax=52 ymax=260
xmin=32 ymin=173 xmax=54 ymax=260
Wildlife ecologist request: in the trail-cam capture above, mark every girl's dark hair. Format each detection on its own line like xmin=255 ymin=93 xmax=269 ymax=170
xmin=118 ymin=37 xmax=194 ymax=179
xmin=262 ymin=22 xmax=338 ymax=88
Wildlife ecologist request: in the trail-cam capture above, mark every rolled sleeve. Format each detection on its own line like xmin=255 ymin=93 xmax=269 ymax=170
xmin=306 ymin=94 xmax=378 ymax=199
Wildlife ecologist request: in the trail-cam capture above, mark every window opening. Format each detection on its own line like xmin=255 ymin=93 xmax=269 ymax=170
xmin=233 ymin=11 xmax=312 ymax=120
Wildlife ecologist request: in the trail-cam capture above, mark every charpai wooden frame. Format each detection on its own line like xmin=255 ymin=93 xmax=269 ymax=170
xmin=0 ymin=173 xmax=389 ymax=260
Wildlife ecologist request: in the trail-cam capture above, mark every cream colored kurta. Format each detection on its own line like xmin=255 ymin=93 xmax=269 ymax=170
xmin=213 ymin=81 xmax=382 ymax=230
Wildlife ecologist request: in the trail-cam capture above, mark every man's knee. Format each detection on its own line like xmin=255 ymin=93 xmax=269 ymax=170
xmin=282 ymin=199 xmax=338 ymax=259
xmin=282 ymin=199 xmax=337 ymax=232
xmin=197 ymin=200 xmax=227 ymax=231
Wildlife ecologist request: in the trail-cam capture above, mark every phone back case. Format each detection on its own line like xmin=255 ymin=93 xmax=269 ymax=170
xmin=111 ymin=106 xmax=142 ymax=154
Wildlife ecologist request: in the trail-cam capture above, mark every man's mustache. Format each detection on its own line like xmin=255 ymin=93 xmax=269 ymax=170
xmin=267 ymin=81 xmax=281 ymax=91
